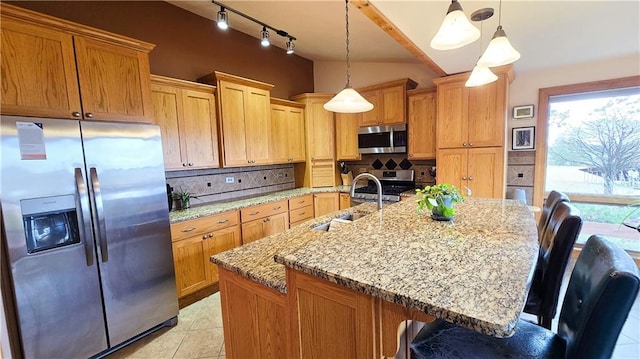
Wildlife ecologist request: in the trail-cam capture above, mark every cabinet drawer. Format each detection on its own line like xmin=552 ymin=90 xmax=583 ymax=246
xmin=241 ymin=199 xmax=288 ymax=223
xmin=289 ymin=194 xmax=313 ymax=210
xmin=289 ymin=205 xmax=314 ymax=224
xmin=171 ymin=211 xmax=239 ymax=241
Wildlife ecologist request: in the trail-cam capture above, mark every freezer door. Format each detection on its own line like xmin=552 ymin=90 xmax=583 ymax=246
xmin=80 ymin=121 xmax=178 ymax=346
xmin=0 ymin=116 xmax=108 ymax=358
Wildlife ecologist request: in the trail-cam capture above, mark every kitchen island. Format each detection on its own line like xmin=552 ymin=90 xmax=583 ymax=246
xmin=211 ymin=197 xmax=539 ymax=358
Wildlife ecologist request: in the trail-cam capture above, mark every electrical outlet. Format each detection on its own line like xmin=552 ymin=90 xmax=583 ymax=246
xmin=225 ymin=177 xmax=234 ymax=183
xmin=276 ymin=172 xmax=284 ymax=178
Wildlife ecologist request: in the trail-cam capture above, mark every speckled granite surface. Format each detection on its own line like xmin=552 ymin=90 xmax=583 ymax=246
xmin=170 ymin=186 xmax=353 ymax=223
xmin=210 ymin=203 xmax=378 ymax=293
xmin=274 ymin=197 xmax=539 ymax=338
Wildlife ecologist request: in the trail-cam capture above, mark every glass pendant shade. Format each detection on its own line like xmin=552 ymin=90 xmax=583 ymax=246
xmin=216 ymin=9 xmax=228 ymax=30
xmin=477 ymin=26 xmax=520 ymax=67
xmin=323 ymin=88 xmax=374 ymax=113
xmin=431 ymin=1 xmax=480 ymax=50
xmin=465 ymin=65 xmax=498 ymax=87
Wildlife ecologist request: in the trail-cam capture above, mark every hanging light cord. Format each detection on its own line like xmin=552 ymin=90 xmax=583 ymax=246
xmin=345 ymin=0 xmax=351 ymax=88
xmin=498 ymin=0 xmax=502 ymax=25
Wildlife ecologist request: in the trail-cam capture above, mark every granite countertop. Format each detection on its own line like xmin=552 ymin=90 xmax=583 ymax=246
xmin=169 ymin=186 xmax=353 ymax=223
xmin=211 ymin=196 xmax=538 ymax=338
xmin=210 ymin=202 xmax=379 ymax=293
xmin=274 ymin=197 xmax=539 ymax=338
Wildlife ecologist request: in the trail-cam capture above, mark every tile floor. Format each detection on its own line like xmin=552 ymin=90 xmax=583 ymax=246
xmin=105 ymin=294 xmax=225 ymax=359
xmin=107 ymin=274 xmax=639 ymax=359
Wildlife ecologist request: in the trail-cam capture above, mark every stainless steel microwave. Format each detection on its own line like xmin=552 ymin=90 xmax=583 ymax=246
xmin=357 ymin=124 xmax=407 ymax=154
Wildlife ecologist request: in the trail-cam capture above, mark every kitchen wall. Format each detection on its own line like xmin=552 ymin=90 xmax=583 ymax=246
xmin=7 ymin=1 xmax=314 ymax=99
xmin=314 ymin=61 xmax=438 ymax=91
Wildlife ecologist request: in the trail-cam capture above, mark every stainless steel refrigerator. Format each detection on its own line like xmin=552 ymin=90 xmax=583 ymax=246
xmin=0 ymin=116 xmax=179 ymax=358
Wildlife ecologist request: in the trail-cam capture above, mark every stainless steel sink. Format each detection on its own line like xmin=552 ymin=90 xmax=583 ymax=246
xmin=312 ymin=212 xmax=369 ymax=231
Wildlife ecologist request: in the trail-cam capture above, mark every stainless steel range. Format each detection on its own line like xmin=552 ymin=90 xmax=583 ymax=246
xmin=352 ymin=169 xmax=415 ymax=202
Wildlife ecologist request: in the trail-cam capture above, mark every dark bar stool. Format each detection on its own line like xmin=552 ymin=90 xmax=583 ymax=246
xmin=410 ymin=235 xmax=640 ymax=359
xmin=525 ymin=201 xmax=583 ymax=329
xmin=538 ymin=190 xmax=570 ymax=242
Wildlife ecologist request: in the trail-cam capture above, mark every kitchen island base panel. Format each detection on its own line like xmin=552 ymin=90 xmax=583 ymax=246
xmin=218 ymin=268 xmax=288 ymax=359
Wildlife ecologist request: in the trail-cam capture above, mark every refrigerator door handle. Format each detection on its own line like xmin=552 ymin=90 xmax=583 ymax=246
xmin=89 ymin=167 xmax=109 ymax=262
xmin=75 ymin=168 xmax=94 ymax=266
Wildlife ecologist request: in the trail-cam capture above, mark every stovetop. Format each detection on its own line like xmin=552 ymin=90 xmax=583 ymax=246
xmin=351 ymin=169 xmax=415 ymax=202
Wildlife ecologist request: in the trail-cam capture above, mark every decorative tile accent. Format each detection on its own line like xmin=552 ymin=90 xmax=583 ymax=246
xmin=371 ymin=159 xmax=383 ymax=169
xmin=399 ymin=159 xmax=412 ymax=170
xmin=508 ymin=151 xmax=535 ymax=165
xmin=385 ymin=159 xmax=397 ymax=170
xmin=507 ymin=165 xmax=534 ymax=186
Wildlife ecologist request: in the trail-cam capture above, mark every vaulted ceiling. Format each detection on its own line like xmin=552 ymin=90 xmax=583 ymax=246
xmin=167 ymin=1 xmax=640 ymax=77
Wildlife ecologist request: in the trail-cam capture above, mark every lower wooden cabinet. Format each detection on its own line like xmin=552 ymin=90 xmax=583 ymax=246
xmin=241 ymin=200 xmax=289 ymax=244
xmin=339 ymin=193 xmax=352 ymax=210
xmin=314 ymin=193 xmax=339 ymax=217
xmin=170 ymin=211 xmax=240 ymax=298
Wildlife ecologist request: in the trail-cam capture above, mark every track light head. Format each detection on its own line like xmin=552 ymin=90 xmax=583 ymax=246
xmin=216 ymin=7 xmax=228 ymax=30
xmin=260 ymin=26 xmax=270 ymax=47
xmin=286 ymin=39 xmax=295 ymax=55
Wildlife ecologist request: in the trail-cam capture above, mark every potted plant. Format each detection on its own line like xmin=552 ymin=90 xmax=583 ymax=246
xmin=416 ymin=183 xmax=465 ymax=220
xmin=172 ymin=188 xmax=199 ymax=210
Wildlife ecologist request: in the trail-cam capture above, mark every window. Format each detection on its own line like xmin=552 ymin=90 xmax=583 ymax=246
xmin=537 ymin=77 xmax=640 ymax=255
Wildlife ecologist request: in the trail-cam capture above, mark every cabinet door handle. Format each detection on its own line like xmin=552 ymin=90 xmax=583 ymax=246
xmin=462 ymin=176 xmax=467 ymax=180
xmin=208 ymin=233 xmax=214 ymax=238
xmin=85 ymin=113 xmax=94 ymax=119
xmin=249 ymin=211 xmax=259 ymax=216
xmin=182 ymin=163 xmax=187 ymax=167
xmin=468 ymin=176 xmax=474 ymax=181
xmin=188 ymin=163 xmax=193 ymax=166
xmin=298 ymin=200 xmax=305 ymax=204
xmin=202 ymin=235 xmax=208 ymax=240
xmin=299 ymin=211 xmax=306 ymax=215
xmin=462 ymin=142 xmax=467 ymax=147
xmin=72 ymin=111 xmax=81 ymax=118
xmin=217 ymin=219 xmax=228 ymax=224
xmin=469 ymin=143 xmax=473 ymax=146
xmin=273 ymin=206 xmax=281 ymax=210
xmin=182 ymin=227 xmax=197 ymax=233
xmin=264 ymin=217 xmax=271 ymax=222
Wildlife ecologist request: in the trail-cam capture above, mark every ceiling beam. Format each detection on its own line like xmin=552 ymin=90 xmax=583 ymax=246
xmin=352 ymin=0 xmax=447 ymax=77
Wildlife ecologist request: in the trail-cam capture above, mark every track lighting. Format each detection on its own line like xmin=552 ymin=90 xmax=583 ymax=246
xmin=212 ymin=1 xmax=296 ymax=55
xmin=286 ymin=39 xmax=295 ymax=55
xmin=260 ymin=27 xmax=270 ymax=47
xmin=216 ymin=7 xmax=228 ymax=30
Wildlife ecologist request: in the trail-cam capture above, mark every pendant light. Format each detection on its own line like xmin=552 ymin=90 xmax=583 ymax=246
xmin=324 ymin=0 xmax=374 ymax=113
xmin=431 ymin=0 xmax=480 ymax=50
xmin=466 ymin=8 xmax=498 ymax=87
xmin=477 ymin=0 xmax=520 ymax=67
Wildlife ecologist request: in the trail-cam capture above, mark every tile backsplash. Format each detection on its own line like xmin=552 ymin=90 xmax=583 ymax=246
xmin=506 ymin=150 xmax=535 ymax=204
xmin=166 ymin=164 xmax=295 ymax=206
xmin=342 ymin=154 xmax=436 ymax=187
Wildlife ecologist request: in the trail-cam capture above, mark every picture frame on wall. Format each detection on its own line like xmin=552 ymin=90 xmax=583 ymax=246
xmin=513 ymin=104 xmax=534 ymax=119
xmin=512 ymin=127 xmax=535 ymax=150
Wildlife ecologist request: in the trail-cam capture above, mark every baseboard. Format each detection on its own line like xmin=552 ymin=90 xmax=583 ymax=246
xmin=178 ymin=283 xmax=219 ymax=309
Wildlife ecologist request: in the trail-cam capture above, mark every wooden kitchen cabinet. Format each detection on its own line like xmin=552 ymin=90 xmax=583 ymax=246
xmin=240 ymin=200 xmax=289 ymax=244
xmin=357 ymin=78 xmax=418 ymax=126
xmin=289 ymin=194 xmax=314 ymax=227
xmin=171 ymin=211 xmax=241 ymax=298
xmin=292 ymin=93 xmax=340 ymax=187
xmin=151 ymin=76 xmax=219 ymax=170
xmin=437 ymin=147 xmax=505 ymax=198
xmin=1 ymin=5 xmax=154 ymax=122
xmin=314 ymin=193 xmax=340 ymax=217
xmin=335 ymin=112 xmax=361 ymax=161
xmin=434 ymin=68 xmax=511 ymax=149
xmin=339 ymin=193 xmax=352 ymax=209
xmin=270 ymin=98 xmax=306 ymax=164
xmin=203 ymin=71 xmax=274 ymax=167
xmin=407 ymin=88 xmax=437 ymax=159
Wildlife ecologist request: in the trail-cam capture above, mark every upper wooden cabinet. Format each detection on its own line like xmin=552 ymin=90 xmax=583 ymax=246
xmin=407 ymin=88 xmax=437 ymax=159
xmin=292 ymin=93 xmax=339 ymax=187
xmin=357 ymin=78 xmax=418 ymax=126
xmin=151 ymin=75 xmax=219 ymax=170
xmin=0 ymin=4 xmax=154 ymax=122
xmin=335 ymin=112 xmax=361 ymax=161
xmin=201 ymin=71 xmax=274 ymax=167
xmin=433 ymin=67 xmax=512 ymax=149
xmin=270 ymin=98 xmax=306 ymax=164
